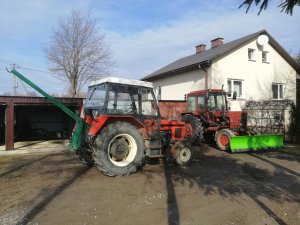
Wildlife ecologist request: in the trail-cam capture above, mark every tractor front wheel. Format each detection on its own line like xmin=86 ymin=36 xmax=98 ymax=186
xmin=215 ymin=129 xmax=235 ymax=151
xmin=93 ymin=122 xmax=144 ymax=176
xmin=171 ymin=142 xmax=193 ymax=166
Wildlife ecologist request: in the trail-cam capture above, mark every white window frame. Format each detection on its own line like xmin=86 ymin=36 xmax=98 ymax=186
xmin=248 ymin=48 xmax=256 ymax=61
xmin=272 ymin=83 xmax=284 ymax=100
xmin=262 ymin=51 xmax=269 ymax=63
xmin=227 ymin=79 xmax=245 ymax=99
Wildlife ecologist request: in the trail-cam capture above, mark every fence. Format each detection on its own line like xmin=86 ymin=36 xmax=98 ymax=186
xmin=243 ymin=100 xmax=296 ymax=142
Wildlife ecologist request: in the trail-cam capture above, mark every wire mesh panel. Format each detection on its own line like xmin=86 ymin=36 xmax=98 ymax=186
xmin=243 ymin=100 xmax=295 ymax=135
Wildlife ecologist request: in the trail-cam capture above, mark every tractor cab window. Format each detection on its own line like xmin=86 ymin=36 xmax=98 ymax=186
xmin=139 ymin=88 xmax=159 ymax=116
xmin=85 ymin=84 xmax=107 ymax=112
xmin=197 ymin=96 xmax=205 ymax=110
xmin=187 ymin=96 xmax=196 ymax=111
xmin=107 ymin=84 xmax=158 ymax=116
xmin=107 ymin=85 xmax=139 ymax=115
xmin=207 ymin=92 xmax=227 ymax=111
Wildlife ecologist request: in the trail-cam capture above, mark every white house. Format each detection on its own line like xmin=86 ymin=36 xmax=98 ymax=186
xmin=142 ymin=30 xmax=300 ymax=111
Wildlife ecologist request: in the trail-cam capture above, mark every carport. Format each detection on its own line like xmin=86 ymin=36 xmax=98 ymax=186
xmin=0 ymin=96 xmax=83 ymax=150
xmin=0 ymin=104 xmax=5 ymax=145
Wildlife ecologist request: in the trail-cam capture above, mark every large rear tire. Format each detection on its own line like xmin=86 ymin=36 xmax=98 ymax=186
xmin=181 ymin=114 xmax=204 ymax=145
xmin=78 ymin=147 xmax=94 ymax=166
xmin=215 ymin=129 xmax=235 ymax=151
xmin=93 ymin=122 xmax=144 ymax=176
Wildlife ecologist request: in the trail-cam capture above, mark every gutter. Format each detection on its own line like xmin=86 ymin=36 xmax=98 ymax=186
xmin=199 ymin=60 xmax=211 ymax=89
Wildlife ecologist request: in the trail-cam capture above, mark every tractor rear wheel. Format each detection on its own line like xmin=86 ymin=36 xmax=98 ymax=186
xmin=181 ymin=114 xmax=203 ymax=145
xmin=215 ymin=129 xmax=235 ymax=151
xmin=78 ymin=147 xmax=94 ymax=166
xmin=93 ymin=122 xmax=144 ymax=176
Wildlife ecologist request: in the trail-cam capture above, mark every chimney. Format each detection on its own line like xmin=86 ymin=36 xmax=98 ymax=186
xmin=195 ymin=44 xmax=206 ymax=54
xmin=211 ymin=37 xmax=224 ymax=48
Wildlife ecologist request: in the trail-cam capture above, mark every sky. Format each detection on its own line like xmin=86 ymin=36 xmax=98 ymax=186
xmin=0 ymin=0 xmax=299 ymax=95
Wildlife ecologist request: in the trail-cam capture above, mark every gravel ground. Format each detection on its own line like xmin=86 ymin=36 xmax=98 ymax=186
xmin=0 ymin=142 xmax=299 ymax=225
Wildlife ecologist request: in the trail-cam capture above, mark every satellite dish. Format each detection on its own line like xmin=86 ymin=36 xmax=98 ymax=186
xmin=257 ymin=35 xmax=269 ymax=46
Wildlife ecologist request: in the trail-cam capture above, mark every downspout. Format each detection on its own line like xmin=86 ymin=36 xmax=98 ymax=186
xmin=199 ymin=61 xmax=211 ymax=89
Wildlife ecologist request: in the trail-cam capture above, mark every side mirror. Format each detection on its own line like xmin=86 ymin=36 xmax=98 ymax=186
xmin=232 ymin=91 xmax=237 ymax=100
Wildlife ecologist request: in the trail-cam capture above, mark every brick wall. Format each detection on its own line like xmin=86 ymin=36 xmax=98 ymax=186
xmin=158 ymin=100 xmax=186 ymax=120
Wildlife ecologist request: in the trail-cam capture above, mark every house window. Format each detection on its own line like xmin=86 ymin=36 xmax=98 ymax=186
xmin=272 ymin=83 xmax=284 ymax=99
xmin=227 ymin=79 xmax=244 ymax=98
xmin=248 ymin=48 xmax=256 ymax=61
xmin=262 ymin=51 xmax=269 ymax=63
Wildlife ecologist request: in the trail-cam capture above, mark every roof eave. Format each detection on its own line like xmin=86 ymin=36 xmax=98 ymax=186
xmin=142 ymin=63 xmax=200 ymax=81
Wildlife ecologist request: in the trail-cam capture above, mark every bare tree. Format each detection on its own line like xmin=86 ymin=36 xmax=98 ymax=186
xmin=240 ymin=0 xmax=300 ymax=15
xmin=44 ymin=10 xmax=112 ymax=97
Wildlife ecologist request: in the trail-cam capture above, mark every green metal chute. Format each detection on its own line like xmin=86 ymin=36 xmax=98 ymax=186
xmin=8 ymin=69 xmax=89 ymax=151
xmin=230 ymin=134 xmax=284 ymax=153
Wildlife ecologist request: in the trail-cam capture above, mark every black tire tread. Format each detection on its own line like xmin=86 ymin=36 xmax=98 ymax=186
xmin=92 ymin=122 xmax=144 ymax=176
xmin=215 ymin=129 xmax=235 ymax=151
xmin=182 ymin=114 xmax=204 ymax=145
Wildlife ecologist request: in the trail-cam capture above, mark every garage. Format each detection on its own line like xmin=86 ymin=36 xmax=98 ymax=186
xmin=0 ymin=96 xmax=83 ymax=150
xmin=0 ymin=105 xmax=4 ymax=144
xmin=14 ymin=105 xmax=77 ymax=141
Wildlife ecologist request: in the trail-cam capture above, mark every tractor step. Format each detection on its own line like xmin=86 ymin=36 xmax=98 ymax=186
xmin=145 ymin=148 xmax=163 ymax=158
xmin=230 ymin=134 xmax=284 ymax=153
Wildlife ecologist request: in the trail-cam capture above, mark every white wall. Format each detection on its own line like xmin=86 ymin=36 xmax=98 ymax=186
xmin=151 ymin=69 xmax=206 ymax=100
xmin=211 ymin=39 xmax=296 ymax=110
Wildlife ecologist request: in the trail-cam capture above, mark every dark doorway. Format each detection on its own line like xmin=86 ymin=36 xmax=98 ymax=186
xmin=0 ymin=105 xmax=5 ymax=144
xmin=14 ymin=105 xmax=76 ymax=141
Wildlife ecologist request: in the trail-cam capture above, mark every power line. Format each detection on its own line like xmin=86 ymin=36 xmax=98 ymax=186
xmin=17 ymin=66 xmax=61 ymax=76
xmin=0 ymin=58 xmax=61 ymax=76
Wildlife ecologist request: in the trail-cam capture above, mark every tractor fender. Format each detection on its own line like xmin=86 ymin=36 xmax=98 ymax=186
xmin=88 ymin=115 xmax=146 ymax=138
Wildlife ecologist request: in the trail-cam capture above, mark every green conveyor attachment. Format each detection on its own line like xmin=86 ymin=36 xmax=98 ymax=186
xmin=230 ymin=134 xmax=284 ymax=153
xmin=69 ymin=121 xmax=84 ymax=151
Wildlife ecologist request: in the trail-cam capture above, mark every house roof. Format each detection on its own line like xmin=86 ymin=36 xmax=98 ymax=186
xmin=142 ymin=30 xmax=300 ymax=81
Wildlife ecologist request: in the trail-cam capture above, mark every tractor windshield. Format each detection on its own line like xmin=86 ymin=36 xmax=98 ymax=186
xmin=207 ymin=92 xmax=227 ymax=111
xmin=85 ymin=84 xmax=107 ymax=112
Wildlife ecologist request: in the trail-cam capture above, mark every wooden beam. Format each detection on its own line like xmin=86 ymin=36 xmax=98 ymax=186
xmin=5 ymin=100 xmax=14 ymax=150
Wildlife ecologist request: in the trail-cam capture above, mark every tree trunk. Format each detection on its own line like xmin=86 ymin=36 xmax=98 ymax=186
xmin=70 ymin=77 xmax=77 ymax=98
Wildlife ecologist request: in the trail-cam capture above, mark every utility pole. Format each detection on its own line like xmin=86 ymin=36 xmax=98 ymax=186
xmin=10 ymin=63 xmax=18 ymax=96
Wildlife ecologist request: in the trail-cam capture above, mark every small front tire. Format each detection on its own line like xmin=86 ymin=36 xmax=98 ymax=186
xmin=215 ymin=129 xmax=235 ymax=151
xmin=172 ymin=142 xmax=193 ymax=166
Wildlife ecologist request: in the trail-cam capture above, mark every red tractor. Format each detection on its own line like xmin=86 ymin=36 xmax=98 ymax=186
xmin=78 ymin=77 xmax=194 ymax=176
xmin=182 ymin=89 xmax=248 ymax=151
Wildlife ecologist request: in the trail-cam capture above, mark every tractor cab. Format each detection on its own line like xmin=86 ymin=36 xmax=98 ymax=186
xmin=85 ymin=77 xmax=160 ymax=123
xmin=186 ymin=89 xmax=228 ymax=113
xmin=184 ymin=89 xmax=246 ymax=133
